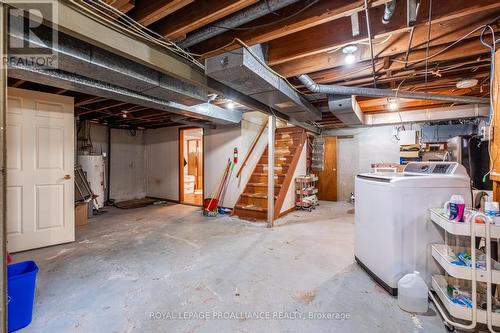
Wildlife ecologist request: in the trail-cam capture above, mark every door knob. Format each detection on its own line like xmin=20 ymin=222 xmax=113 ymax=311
xmin=64 ymin=174 xmax=71 ymax=180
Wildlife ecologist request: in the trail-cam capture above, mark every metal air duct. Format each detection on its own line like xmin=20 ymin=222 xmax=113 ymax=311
xmin=297 ymin=74 xmax=490 ymax=105
xmin=179 ymin=0 xmax=301 ymax=49
xmin=382 ymin=0 xmax=397 ymax=24
xmin=206 ymin=45 xmax=322 ymax=122
xmin=8 ymin=23 xmax=208 ymax=106
xmin=8 ymin=63 xmax=241 ymax=124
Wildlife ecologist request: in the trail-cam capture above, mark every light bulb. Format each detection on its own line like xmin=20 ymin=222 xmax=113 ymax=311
xmin=344 ymin=53 xmax=356 ymax=65
xmin=388 ymin=99 xmax=399 ymax=111
xmin=227 ymin=101 xmax=234 ymax=110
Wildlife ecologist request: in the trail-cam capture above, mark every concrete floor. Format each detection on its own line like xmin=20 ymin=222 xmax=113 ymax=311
xmin=13 ymin=201 xmax=448 ymax=333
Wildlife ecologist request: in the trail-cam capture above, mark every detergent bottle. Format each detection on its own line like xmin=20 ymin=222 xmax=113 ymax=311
xmin=397 ymin=271 xmax=429 ymax=313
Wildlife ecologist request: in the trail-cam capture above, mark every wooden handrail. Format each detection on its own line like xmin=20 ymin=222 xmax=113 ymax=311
xmin=236 ymin=118 xmax=268 ymax=178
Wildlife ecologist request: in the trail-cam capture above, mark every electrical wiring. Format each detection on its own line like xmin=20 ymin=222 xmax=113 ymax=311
xmin=67 ymin=0 xmax=205 ymax=68
xmin=392 ymin=22 xmax=498 ymax=65
xmin=394 ymin=78 xmax=408 ymax=127
xmin=479 ymin=25 xmax=496 ymax=182
xmin=424 ymin=0 xmax=433 ymax=84
xmin=358 ymin=34 xmax=393 ymax=46
xmin=89 ymin=0 xmax=204 ymax=61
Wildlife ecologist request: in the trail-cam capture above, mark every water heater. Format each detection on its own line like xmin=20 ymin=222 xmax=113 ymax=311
xmin=78 ymin=155 xmax=106 ymax=208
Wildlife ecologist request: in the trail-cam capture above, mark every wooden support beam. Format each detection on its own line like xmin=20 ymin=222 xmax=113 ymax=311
xmin=150 ymin=0 xmax=258 ymax=40
xmin=269 ymin=0 xmax=500 ymax=68
xmin=192 ymin=0 xmax=391 ymax=58
xmin=129 ymin=0 xmax=193 ymax=26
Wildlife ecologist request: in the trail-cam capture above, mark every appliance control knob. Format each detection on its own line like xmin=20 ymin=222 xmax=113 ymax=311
xmin=420 ymin=165 xmax=429 ymax=172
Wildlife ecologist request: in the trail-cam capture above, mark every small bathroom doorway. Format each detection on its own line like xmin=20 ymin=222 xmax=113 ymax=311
xmin=179 ymin=128 xmax=203 ymax=206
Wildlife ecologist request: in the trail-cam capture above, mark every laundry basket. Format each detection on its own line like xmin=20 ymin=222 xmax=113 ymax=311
xmin=8 ymin=261 xmax=38 ymax=332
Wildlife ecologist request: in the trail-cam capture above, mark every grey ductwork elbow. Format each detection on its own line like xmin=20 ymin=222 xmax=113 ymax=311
xmin=382 ymin=0 xmax=397 ymax=24
xmin=297 ymin=74 xmax=322 ymax=93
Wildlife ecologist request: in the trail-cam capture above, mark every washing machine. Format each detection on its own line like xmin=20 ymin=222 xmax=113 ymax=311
xmin=354 ymin=162 xmax=471 ymax=295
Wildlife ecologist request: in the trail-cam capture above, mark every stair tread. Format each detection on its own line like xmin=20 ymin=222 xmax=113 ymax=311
xmin=256 ymin=163 xmax=291 ymax=167
xmin=247 ymin=182 xmax=282 ymax=187
xmin=261 ymin=156 xmax=290 ymax=159
xmin=241 ymin=192 xmax=277 ymax=199
xmin=252 ymin=173 xmax=285 ymax=177
xmin=275 ymin=137 xmax=296 ymax=140
xmin=277 ymin=127 xmax=303 ymax=132
xmin=235 ymin=204 xmax=267 ymax=212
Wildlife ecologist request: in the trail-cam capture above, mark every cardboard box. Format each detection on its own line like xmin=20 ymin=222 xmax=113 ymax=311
xmin=75 ymin=202 xmax=88 ymax=226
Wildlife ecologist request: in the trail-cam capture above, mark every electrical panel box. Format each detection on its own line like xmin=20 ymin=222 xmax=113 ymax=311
xmin=399 ymin=130 xmax=418 ymax=145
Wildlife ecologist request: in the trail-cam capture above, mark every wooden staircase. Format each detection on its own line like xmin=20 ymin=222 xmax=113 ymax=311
xmin=233 ymin=127 xmax=306 ymax=221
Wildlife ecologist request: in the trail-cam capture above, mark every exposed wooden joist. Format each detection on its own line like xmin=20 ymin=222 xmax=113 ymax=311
xmin=77 ymin=101 xmax=129 ymax=116
xmin=196 ymin=1 xmax=390 ymax=57
xmin=273 ymin=12 xmax=499 ymax=78
xmin=193 ymin=0 xmax=391 ymax=58
xmin=268 ymin=0 xmax=500 ymax=66
xmin=129 ymin=0 xmax=194 ymax=26
xmin=75 ymin=96 xmax=106 ymax=107
xmin=11 ymin=79 xmax=25 ymax=88
xmin=55 ymin=89 xmax=68 ymax=95
xmin=150 ymin=0 xmax=259 ymax=40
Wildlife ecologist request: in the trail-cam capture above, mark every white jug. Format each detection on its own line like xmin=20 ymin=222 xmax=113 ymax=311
xmin=397 ymin=271 xmax=429 ymax=313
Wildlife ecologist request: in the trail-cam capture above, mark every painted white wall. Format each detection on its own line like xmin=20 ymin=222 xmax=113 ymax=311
xmin=204 ymin=112 xmax=268 ymax=208
xmin=280 ymin=143 xmax=307 ymax=214
xmin=145 ymin=127 xmax=179 ymax=201
xmin=323 ymin=125 xmax=400 ymax=200
xmin=109 ymin=129 xmax=146 ymax=201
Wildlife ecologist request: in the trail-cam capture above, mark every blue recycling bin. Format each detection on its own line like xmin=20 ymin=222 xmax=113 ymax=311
xmin=8 ymin=261 xmax=38 ymax=332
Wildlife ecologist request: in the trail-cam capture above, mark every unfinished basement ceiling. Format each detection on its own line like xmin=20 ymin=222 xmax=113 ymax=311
xmin=4 ymin=0 xmax=497 ymax=130
xmin=98 ymin=0 xmax=499 ymax=129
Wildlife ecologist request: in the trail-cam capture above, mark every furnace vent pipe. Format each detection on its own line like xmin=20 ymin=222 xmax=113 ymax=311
xmin=179 ymin=0 xmax=301 ymax=48
xmin=382 ymin=0 xmax=397 ymax=24
xmin=297 ymin=74 xmax=490 ymax=105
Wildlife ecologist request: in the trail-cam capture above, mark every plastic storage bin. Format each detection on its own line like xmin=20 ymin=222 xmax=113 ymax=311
xmin=8 ymin=261 xmax=38 ymax=332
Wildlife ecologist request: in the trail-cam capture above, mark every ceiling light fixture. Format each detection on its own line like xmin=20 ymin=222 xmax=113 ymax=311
xmin=122 ymin=111 xmax=128 ymax=118
xmin=226 ymin=101 xmax=235 ymax=110
xmin=456 ymin=78 xmax=478 ymax=89
xmin=342 ymin=45 xmax=358 ymax=65
xmin=387 ymin=98 xmax=399 ymax=111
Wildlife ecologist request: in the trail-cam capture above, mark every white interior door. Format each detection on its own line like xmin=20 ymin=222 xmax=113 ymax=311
xmin=7 ymin=87 xmax=75 ymax=253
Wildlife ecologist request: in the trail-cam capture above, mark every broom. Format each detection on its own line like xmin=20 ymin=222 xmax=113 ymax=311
xmin=205 ymin=159 xmax=231 ymax=215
